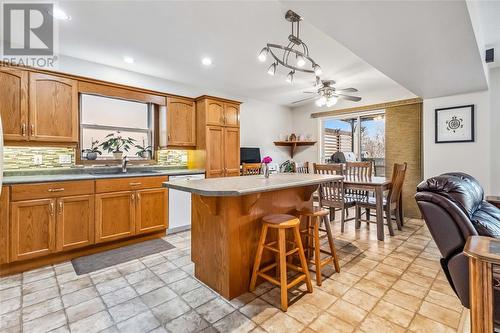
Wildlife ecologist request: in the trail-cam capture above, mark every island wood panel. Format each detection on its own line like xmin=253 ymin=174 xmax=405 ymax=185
xmin=10 ymin=198 xmax=56 ymax=261
xmin=135 ymin=188 xmax=168 ymax=234
xmin=56 ymin=195 xmax=95 ymax=252
xmin=224 ymin=127 xmax=240 ymax=177
xmin=0 ymin=187 xmax=10 ymax=264
xmin=167 ymin=97 xmax=196 ymax=146
xmin=385 ymin=103 xmax=422 ymax=218
xmin=191 ymin=185 xmax=317 ymax=299
xmin=0 ymin=67 xmax=28 ymax=141
xmin=95 ymin=191 xmax=135 ymax=243
xmin=28 ymin=72 xmax=78 ymax=142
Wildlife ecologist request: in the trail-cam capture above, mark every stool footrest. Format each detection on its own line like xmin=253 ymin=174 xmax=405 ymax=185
xmin=287 ymin=274 xmax=306 ymax=289
xmin=286 ymin=262 xmax=305 ymax=273
xmin=260 ymin=263 xmax=278 ymax=274
xmin=257 ymin=272 xmax=280 ymax=286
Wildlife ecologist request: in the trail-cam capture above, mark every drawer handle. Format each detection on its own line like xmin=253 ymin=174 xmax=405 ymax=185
xmin=48 ymin=188 xmax=65 ymax=192
xmin=129 ymin=182 xmax=142 ymax=186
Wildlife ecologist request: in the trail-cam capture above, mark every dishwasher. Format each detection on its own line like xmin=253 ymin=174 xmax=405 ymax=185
xmin=168 ymin=173 xmax=205 ymax=233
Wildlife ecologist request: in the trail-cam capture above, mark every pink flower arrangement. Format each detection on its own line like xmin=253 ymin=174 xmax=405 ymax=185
xmin=262 ymin=156 xmax=272 ymax=164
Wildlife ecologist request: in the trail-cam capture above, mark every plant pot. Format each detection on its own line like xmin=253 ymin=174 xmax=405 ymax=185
xmin=113 ymin=152 xmax=123 ymax=160
xmin=262 ymin=164 xmax=270 ymax=178
xmin=86 ymin=152 xmax=98 ymax=160
xmin=139 ymin=151 xmax=150 ymax=159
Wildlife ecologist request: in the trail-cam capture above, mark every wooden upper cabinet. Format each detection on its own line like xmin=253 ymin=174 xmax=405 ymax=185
xmin=206 ymin=126 xmax=225 ymax=178
xmin=135 ymin=188 xmax=168 ymax=234
xmin=0 ymin=67 xmax=28 ymax=141
xmin=224 ymin=103 xmax=240 ymax=127
xmin=10 ymin=199 xmax=56 ymax=261
xmin=206 ymin=99 xmax=225 ymax=126
xmin=56 ymin=195 xmax=95 ymax=252
xmin=224 ymin=127 xmax=240 ymax=177
xmin=29 ymin=73 xmax=78 ymax=142
xmin=167 ymin=97 xmax=196 ymax=147
xmin=95 ymin=191 xmax=135 ymax=243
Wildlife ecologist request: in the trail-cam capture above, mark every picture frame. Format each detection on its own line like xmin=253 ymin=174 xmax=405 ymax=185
xmin=435 ymin=105 xmax=474 ymax=143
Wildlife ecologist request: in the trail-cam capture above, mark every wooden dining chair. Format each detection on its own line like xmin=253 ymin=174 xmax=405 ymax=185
xmin=294 ymin=161 xmax=309 ymax=174
xmin=242 ymin=163 xmax=262 ymax=176
xmin=355 ymin=163 xmax=407 ymax=236
xmin=317 ymin=177 xmax=357 ymax=233
xmin=345 ymin=161 xmax=372 ymax=178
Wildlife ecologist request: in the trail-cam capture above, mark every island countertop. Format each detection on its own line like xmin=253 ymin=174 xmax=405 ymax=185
xmin=162 ymin=173 xmax=342 ymax=196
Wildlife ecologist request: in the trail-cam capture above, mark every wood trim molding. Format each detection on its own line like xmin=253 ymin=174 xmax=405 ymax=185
xmin=310 ymin=98 xmax=423 ymax=118
xmin=78 ymin=81 xmax=166 ymax=105
xmin=194 ymin=95 xmax=242 ymax=105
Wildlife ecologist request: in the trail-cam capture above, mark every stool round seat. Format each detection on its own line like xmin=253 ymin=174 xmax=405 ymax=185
xmin=262 ymin=214 xmax=300 ymax=227
xmin=295 ymin=208 xmax=329 ymax=217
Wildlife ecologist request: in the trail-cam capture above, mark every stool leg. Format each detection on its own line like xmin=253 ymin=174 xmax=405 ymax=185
xmin=278 ymin=228 xmax=288 ymax=311
xmin=313 ymin=217 xmax=322 ymax=286
xmin=293 ymin=225 xmax=313 ymax=293
xmin=323 ymin=215 xmax=340 ymax=273
xmin=250 ymin=225 xmax=268 ymax=291
xmin=306 ymin=216 xmax=313 ymax=261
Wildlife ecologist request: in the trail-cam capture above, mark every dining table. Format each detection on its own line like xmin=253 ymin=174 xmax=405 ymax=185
xmin=343 ymin=175 xmax=393 ymax=241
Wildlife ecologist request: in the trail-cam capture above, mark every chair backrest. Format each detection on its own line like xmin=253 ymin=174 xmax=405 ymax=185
xmin=346 ymin=161 xmax=372 ymax=178
xmin=242 ymin=163 xmax=261 ymax=176
xmin=313 ymin=163 xmax=344 ymax=175
xmin=318 ymin=178 xmax=345 ymax=208
xmin=294 ymin=161 xmax=309 ymax=174
xmin=388 ymin=163 xmax=407 ymax=205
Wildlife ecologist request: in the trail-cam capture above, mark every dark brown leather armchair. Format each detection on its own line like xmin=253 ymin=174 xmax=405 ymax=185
xmin=415 ymin=172 xmax=500 ymax=318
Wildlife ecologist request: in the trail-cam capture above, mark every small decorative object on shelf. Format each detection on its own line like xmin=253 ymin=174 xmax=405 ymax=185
xmin=288 ymin=133 xmax=297 ymax=142
xmin=100 ymin=131 xmax=136 ymax=160
xmin=82 ymin=138 xmax=102 ymax=160
xmin=135 ymin=138 xmax=152 ymax=159
xmin=262 ymin=156 xmax=273 ymax=178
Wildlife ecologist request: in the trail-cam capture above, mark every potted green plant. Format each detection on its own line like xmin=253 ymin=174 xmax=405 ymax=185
xmin=135 ymin=139 xmax=152 ymax=159
xmin=82 ymin=139 xmax=102 ymax=160
xmin=99 ymin=131 xmax=136 ymax=159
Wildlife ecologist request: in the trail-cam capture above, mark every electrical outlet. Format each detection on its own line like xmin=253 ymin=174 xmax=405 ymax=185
xmin=59 ymin=154 xmax=72 ymax=164
xmin=33 ymin=155 xmax=43 ymax=165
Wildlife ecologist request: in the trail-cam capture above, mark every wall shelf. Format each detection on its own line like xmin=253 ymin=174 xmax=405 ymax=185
xmin=273 ymin=141 xmax=316 ymax=158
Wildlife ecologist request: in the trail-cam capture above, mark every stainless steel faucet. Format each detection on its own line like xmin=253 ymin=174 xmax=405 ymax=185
xmin=122 ymin=156 xmax=129 ymax=173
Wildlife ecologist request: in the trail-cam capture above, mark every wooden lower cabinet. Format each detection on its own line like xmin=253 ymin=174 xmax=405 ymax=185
xmin=1 ymin=187 xmax=10 ymax=264
xmin=56 ymin=195 xmax=95 ymax=252
xmin=135 ymin=188 xmax=168 ymax=234
xmin=10 ymin=199 xmax=56 ymax=261
xmin=95 ymin=191 xmax=135 ymax=243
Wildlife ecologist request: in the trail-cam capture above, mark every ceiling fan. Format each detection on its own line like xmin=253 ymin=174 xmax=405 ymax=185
xmin=292 ymin=80 xmax=361 ymax=107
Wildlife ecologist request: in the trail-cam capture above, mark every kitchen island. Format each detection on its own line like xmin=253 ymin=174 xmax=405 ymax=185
xmin=163 ymin=173 xmax=341 ymax=299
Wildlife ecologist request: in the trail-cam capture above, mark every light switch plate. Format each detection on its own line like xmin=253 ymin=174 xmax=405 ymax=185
xmin=59 ymin=154 xmax=72 ymax=164
xmin=33 ymin=155 xmax=43 ymax=165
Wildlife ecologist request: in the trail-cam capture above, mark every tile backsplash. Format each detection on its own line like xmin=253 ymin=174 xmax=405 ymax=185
xmin=2 ymin=146 xmax=189 ymax=171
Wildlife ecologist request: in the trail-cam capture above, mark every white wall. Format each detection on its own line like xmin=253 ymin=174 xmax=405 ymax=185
xmin=58 ymin=56 xmax=293 ymax=164
xmin=423 ymin=91 xmax=491 ymax=192
xmin=490 ymin=67 xmax=500 ymax=194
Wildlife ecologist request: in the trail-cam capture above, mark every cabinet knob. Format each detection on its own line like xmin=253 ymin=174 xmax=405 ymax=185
xmin=58 ymin=202 xmax=63 ymax=215
xmin=21 ymin=123 xmax=26 ymax=136
xmin=50 ymin=203 xmax=55 ymax=216
xmin=30 ymin=124 xmax=35 ymax=136
xmin=131 ymin=193 xmax=135 ymax=202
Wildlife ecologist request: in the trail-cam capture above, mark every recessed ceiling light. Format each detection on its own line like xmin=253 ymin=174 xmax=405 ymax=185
xmin=201 ymin=57 xmax=212 ymax=66
xmin=123 ymin=56 xmax=134 ymax=64
xmin=52 ymin=8 xmax=71 ymax=21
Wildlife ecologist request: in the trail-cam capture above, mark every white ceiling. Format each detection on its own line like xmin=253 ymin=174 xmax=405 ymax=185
xmin=56 ymin=1 xmax=414 ymax=106
xmin=284 ymin=0 xmax=490 ymax=98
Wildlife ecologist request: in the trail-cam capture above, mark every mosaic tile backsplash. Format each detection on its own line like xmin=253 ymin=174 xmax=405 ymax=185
xmin=3 ymin=147 xmax=188 ymax=170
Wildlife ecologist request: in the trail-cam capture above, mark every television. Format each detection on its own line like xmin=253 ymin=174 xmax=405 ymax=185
xmin=240 ymin=147 xmax=261 ymax=164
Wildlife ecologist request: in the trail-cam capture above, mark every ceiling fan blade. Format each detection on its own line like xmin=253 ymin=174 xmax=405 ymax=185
xmin=335 ymin=87 xmax=358 ymax=93
xmin=336 ymin=94 xmax=362 ymax=102
xmin=292 ymin=96 xmax=317 ymax=104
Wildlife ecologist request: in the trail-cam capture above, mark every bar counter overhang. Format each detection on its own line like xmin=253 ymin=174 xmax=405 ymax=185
xmin=163 ymin=173 xmax=341 ymax=299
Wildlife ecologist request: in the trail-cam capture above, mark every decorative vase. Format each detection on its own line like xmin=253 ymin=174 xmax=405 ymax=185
xmin=289 ymin=133 xmax=297 ymax=142
xmin=263 ymin=164 xmax=270 ymax=178
xmin=113 ymin=152 xmax=123 ymax=160
xmin=86 ymin=152 xmax=98 ymax=160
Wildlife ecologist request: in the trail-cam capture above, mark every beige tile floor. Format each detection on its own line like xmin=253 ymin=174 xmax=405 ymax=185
xmin=0 ymin=215 xmax=470 ymax=333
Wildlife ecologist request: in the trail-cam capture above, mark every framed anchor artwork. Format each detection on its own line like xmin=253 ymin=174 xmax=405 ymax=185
xmin=435 ymin=104 xmax=475 ymax=143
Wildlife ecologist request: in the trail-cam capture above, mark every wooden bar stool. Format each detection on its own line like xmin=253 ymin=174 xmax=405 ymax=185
xmin=249 ymin=214 xmax=313 ymax=311
xmin=296 ymin=208 xmax=340 ymax=286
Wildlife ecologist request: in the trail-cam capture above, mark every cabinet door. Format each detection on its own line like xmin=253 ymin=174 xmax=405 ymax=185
xmin=29 ymin=73 xmax=78 ymax=142
xmin=56 ymin=195 xmax=95 ymax=252
xmin=0 ymin=187 xmax=10 ymax=264
xmin=167 ymin=97 xmax=196 ymax=146
xmin=224 ymin=127 xmax=240 ymax=177
xmin=10 ymin=199 xmax=56 ymax=261
xmin=206 ymin=126 xmax=225 ymax=178
xmin=206 ymin=99 xmax=225 ymax=126
xmin=0 ymin=67 xmax=28 ymax=141
xmin=135 ymin=188 xmax=168 ymax=234
xmin=95 ymin=191 xmax=135 ymax=243
xmin=224 ymin=103 xmax=240 ymax=127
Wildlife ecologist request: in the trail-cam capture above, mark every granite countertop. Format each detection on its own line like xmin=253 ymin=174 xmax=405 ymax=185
xmin=162 ymin=173 xmax=342 ymax=196
xmin=2 ymin=166 xmax=205 ymax=185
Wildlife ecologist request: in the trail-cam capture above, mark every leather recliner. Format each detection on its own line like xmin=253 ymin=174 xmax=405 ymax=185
xmin=415 ymin=172 xmax=500 ymax=317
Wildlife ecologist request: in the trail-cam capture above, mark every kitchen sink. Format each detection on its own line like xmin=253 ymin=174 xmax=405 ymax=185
xmin=89 ymin=169 xmax=160 ymax=175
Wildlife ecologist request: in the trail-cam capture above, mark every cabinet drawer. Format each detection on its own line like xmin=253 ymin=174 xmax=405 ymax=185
xmin=11 ymin=180 xmax=95 ymax=201
xmin=95 ymin=176 xmax=168 ymax=193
